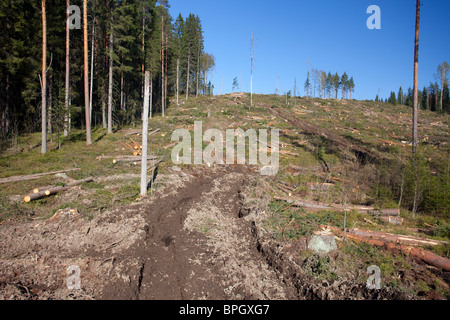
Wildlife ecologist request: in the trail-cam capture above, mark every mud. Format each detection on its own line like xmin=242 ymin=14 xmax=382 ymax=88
xmin=0 ymin=165 xmax=442 ymax=300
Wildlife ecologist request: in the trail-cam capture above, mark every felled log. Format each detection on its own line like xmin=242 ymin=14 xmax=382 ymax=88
xmin=0 ymin=168 xmax=80 ymax=184
xmin=24 ymin=177 xmax=94 ymax=202
xmin=307 ymin=182 xmax=334 ymax=191
xmin=323 ymin=225 xmax=450 ymax=271
xmin=323 ymin=225 xmax=447 ymax=247
xmin=368 ymin=208 xmax=400 ymax=217
xmin=112 ymin=156 xmax=159 ymax=164
xmin=379 ymin=215 xmax=404 ymax=225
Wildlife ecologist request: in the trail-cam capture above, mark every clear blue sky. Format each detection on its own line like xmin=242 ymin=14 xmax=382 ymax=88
xmin=169 ymin=0 xmax=450 ymax=100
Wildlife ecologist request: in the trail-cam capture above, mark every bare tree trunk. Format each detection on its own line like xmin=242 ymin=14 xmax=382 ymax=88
xmin=165 ymin=33 xmax=168 ymax=110
xmin=89 ymin=8 xmax=95 ymax=122
xmin=48 ymin=75 xmax=52 ymax=143
xmin=83 ymin=0 xmax=91 ymax=146
xmin=149 ymin=72 xmax=153 ymax=119
xmin=41 ymin=0 xmax=47 ymax=154
xmin=250 ymin=32 xmax=254 ymax=107
xmin=161 ymin=15 xmax=165 ymax=117
xmin=140 ymin=71 xmax=150 ymax=197
xmin=141 ymin=2 xmax=145 ymax=120
xmin=64 ymin=0 xmax=70 ymax=137
xmin=186 ymin=52 xmax=190 ymax=100
xmin=107 ymin=18 xmax=113 ymax=134
xmin=412 ymin=0 xmax=420 ymax=155
xmin=176 ymin=58 xmax=179 ymax=105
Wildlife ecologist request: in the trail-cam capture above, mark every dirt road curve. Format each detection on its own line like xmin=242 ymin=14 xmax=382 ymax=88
xmin=0 ymin=166 xmax=410 ymax=300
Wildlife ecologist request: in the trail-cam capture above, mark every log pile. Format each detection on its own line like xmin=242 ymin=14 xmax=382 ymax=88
xmin=322 ymin=225 xmax=450 ymax=271
xmin=24 ymin=177 xmax=94 ymax=202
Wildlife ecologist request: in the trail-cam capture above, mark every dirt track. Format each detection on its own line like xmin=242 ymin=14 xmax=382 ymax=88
xmin=0 ymin=166 xmax=414 ymax=300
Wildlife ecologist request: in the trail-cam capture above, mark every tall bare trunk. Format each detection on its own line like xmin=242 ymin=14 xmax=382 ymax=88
xmin=176 ymin=58 xmax=179 ymax=105
xmin=89 ymin=9 xmax=95 ymax=122
xmin=83 ymin=0 xmax=91 ymax=145
xmin=165 ymin=34 xmax=168 ymax=111
xmin=140 ymin=71 xmax=150 ymax=197
xmin=250 ymin=32 xmax=254 ymax=107
xmin=160 ymin=14 xmax=164 ymax=116
xmin=48 ymin=75 xmax=52 ymax=142
xmin=41 ymin=0 xmax=47 ymax=154
xmin=412 ymin=0 xmax=420 ymax=155
xmin=141 ymin=3 xmax=145 ymax=120
xmin=107 ymin=17 xmax=113 ymax=134
xmin=64 ymin=0 xmax=70 ymax=137
xmin=186 ymin=52 xmax=190 ymax=100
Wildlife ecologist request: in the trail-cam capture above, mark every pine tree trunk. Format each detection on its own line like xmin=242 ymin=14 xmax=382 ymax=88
xmin=48 ymin=75 xmax=52 ymax=142
xmin=186 ymin=52 xmax=190 ymax=100
xmin=161 ymin=15 xmax=165 ymax=117
xmin=176 ymin=58 xmax=179 ymax=105
xmin=64 ymin=0 xmax=70 ymax=137
xmin=140 ymin=71 xmax=150 ymax=197
xmin=107 ymin=12 xmax=113 ymax=134
xmin=89 ymin=10 xmax=95 ymax=122
xmin=412 ymin=0 xmax=420 ymax=155
xmin=83 ymin=0 xmax=91 ymax=146
xmin=165 ymin=34 xmax=168 ymax=110
xmin=41 ymin=0 xmax=47 ymax=154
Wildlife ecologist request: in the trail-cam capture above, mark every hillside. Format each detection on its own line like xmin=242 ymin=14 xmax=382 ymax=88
xmin=0 ymin=94 xmax=449 ymax=300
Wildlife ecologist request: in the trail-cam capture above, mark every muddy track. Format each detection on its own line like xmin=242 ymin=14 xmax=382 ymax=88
xmin=0 ymin=166 xmax=418 ymax=300
xmin=100 ymin=168 xmax=296 ymax=300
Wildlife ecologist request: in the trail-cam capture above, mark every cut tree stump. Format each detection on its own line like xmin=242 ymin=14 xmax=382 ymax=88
xmin=0 ymin=168 xmax=81 ymax=184
xmin=24 ymin=177 xmax=94 ymax=202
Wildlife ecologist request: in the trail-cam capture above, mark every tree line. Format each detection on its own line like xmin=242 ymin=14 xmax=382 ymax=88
xmin=304 ymin=68 xmax=355 ymax=100
xmin=381 ymin=62 xmax=450 ymax=113
xmin=0 ymin=0 xmax=215 ymax=151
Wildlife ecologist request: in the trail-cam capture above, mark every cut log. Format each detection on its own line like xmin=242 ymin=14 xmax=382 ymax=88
xmin=379 ymin=215 xmax=404 ymax=225
xmin=24 ymin=177 xmax=94 ymax=202
xmin=112 ymin=156 xmax=159 ymax=164
xmin=323 ymin=225 xmax=450 ymax=271
xmin=307 ymin=182 xmax=334 ymax=191
xmin=0 ymin=168 xmax=81 ymax=184
xmin=369 ymin=208 xmax=400 ymax=216
xmin=323 ymin=225 xmax=447 ymax=247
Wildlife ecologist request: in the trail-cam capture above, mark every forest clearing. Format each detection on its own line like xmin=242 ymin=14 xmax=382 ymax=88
xmin=1 ymin=93 xmax=449 ymax=300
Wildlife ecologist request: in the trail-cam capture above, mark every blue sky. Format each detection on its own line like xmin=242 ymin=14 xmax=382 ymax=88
xmin=169 ymin=0 xmax=450 ymax=100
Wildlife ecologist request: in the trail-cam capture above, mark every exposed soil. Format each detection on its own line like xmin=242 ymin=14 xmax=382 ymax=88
xmin=0 ymin=165 xmax=444 ymax=300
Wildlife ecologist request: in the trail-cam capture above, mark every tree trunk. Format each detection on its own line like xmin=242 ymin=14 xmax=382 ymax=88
xmin=89 ymin=8 xmax=95 ymax=122
xmin=176 ymin=58 xmax=179 ymax=105
xmin=161 ymin=14 xmax=165 ymax=117
xmin=107 ymin=12 xmax=113 ymax=134
xmin=149 ymin=72 xmax=153 ymax=119
xmin=412 ymin=0 xmax=420 ymax=155
xmin=165 ymin=33 xmax=168 ymax=110
xmin=64 ymin=0 xmax=70 ymax=137
xmin=48 ymin=74 xmax=52 ymax=142
xmin=186 ymin=52 xmax=190 ymax=100
xmin=140 ymin=71 xmax=150 ymax=197
xmin=250 ymin=32 xmax=254 ymax=107
xmin=83 ymin=0 xmax=91 ymax=146
xmin=41 ymin=0 xmax=47 ymax=154
xmin=141 ymin=3 xmax=145 ymax=120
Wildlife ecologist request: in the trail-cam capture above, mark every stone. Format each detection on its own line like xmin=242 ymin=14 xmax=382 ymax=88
xmin=308 ymin=232 xmax=338 ymax=255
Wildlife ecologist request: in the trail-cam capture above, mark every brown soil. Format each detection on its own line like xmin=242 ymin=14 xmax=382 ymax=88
xmin=0 ymin=165 xmax=442 ymax=300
